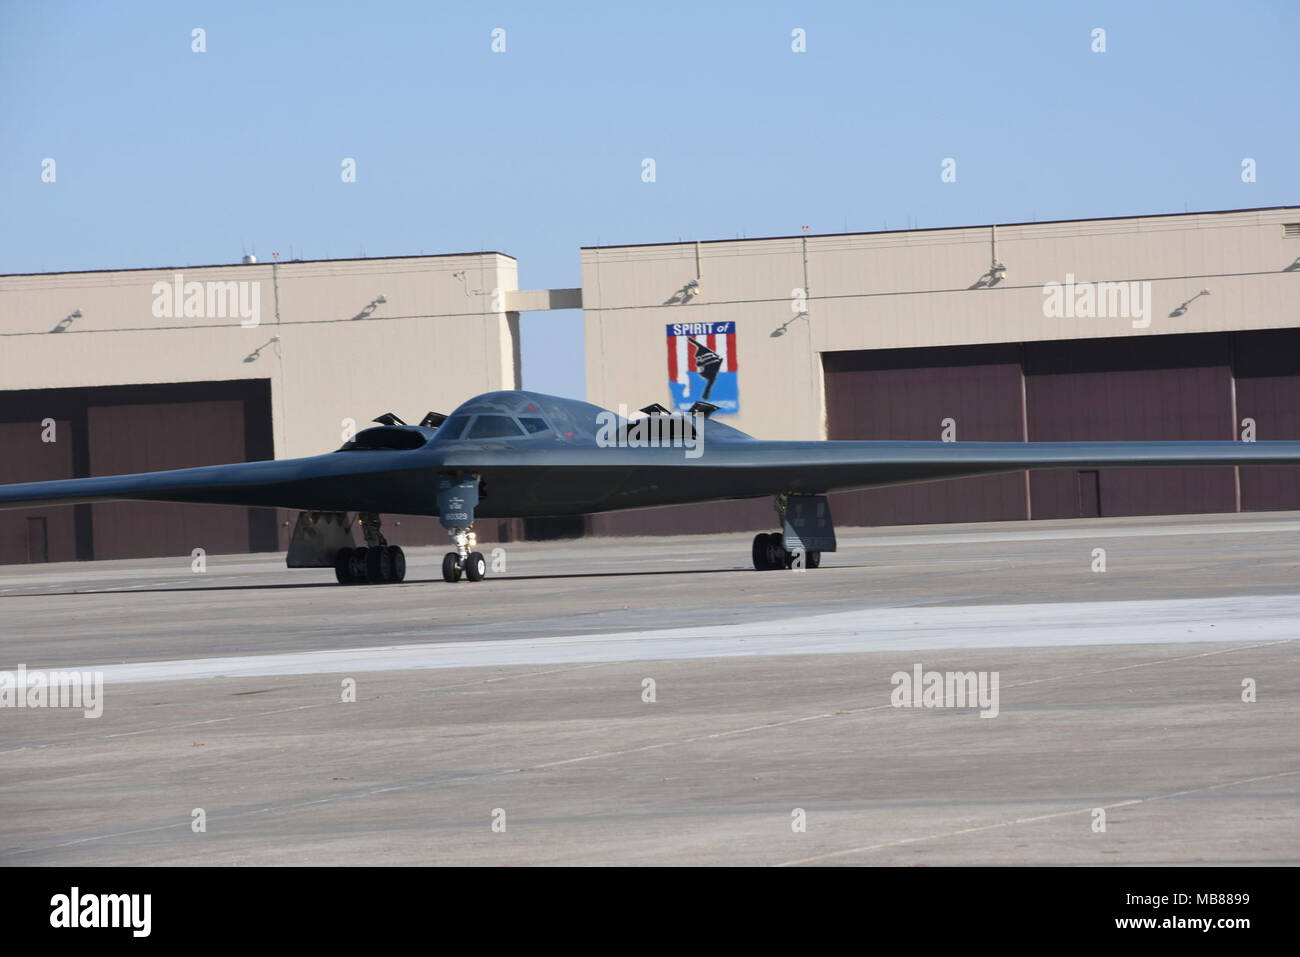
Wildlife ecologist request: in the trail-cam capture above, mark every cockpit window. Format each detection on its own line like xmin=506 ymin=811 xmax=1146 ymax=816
xmin=437 ymin=415 xmax=472 ymax=440
xmin=519 ymin=417 xmax=549 ymax=434
xmin=465 ymin=414 xmax=525 ymax=439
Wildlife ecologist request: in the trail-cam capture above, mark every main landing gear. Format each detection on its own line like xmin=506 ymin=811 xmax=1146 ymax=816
xmin=751 ymin=493 xmax=831 ymax=570
xmin=751 ymin=532 xmax=820 ymax=570
xmin=442 ymin=525 xmax=487 ymax=583
xmin=335 ymin=544 xmax=407 ymax=584
xmin=335 ymin=512 xmax=407 ymax=584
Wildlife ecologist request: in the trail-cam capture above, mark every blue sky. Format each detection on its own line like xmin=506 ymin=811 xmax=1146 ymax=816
xmin=2 ymin=1 xmax=1296 ymax=398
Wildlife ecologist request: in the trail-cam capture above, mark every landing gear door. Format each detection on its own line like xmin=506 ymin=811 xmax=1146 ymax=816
xmin=783 ymin=495 xmax=836 ymax=553
xmin=437 ymin=476 xmax=479 ymax=529
xmin=286 ymin=511 xmax=355 ymax=568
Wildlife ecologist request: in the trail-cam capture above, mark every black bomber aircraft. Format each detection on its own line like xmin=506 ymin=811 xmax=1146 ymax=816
xmin=3 ymin=389 xmax=1300 ymax=584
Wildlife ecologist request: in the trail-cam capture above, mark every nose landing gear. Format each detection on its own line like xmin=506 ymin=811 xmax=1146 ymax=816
xmin=441 ymin=525 xmax=487 ymax=583
xmin=437 ymin=474 xmax=488 ymax=583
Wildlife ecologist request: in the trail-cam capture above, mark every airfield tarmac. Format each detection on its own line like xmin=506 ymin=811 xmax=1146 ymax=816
xmin=1 ymin=511 xmax=1297 ymax=865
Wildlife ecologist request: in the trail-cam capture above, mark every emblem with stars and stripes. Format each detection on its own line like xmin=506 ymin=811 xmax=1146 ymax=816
xmin=666 ymin=321 xmax=739 ymax=414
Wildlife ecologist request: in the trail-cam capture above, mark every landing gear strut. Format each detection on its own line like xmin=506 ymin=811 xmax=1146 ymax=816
xmin=751 ymin=494 xmax=826 ymax=570
xmin=335 ymin=512 xmax=407 ymax=584
xmin=442 ymin=525 xmax=487 ymax=583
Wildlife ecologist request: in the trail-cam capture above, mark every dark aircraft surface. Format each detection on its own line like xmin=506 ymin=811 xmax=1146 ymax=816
xmin=2 ymin=390 xmax=1299 ymax=583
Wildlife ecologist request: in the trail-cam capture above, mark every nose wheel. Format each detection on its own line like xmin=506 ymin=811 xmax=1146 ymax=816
xmin=442 ymin=525 xmax=487 ymax=582
xmin=442 ymin=550 xmax=487 ymax=582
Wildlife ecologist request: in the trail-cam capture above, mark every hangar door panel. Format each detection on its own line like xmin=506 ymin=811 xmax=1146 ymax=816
xmin=1234 ymin=329 xmax=1300 ymax=511
xmin=88 ymin=401 xmax=251 ymax=560
xmin=1025 ymin=335 xmax=1236 ymax=518
xmin=0 ymin=418 xmax=77 ymax=564
xmin=824 ymin=345 xmax=1028 ymax=527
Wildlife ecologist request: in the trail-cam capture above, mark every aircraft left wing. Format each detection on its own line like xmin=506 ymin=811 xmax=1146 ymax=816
xmin=0 ymin=444 xmax=440 ymax=516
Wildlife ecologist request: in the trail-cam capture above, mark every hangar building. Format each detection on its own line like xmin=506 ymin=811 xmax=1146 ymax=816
xmin=0 ymin=252 xmax=521 ymax=564
xmin=582 ymin=206 xmax=1300 ymax=537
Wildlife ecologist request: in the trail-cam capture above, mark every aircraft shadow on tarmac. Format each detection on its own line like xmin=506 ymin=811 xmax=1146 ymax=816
xmin=0 ymin=564 xmax=820 ymax=598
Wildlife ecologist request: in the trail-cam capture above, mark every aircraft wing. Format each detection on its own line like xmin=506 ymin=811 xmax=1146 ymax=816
xmin=420 ymin=436 xmax=1300 ymax=515
xmin=0 ymin=447 xmax=443 ymax=516
xmin=1 ymin=436 xmax=1299 ymax=518
xmin=686 ymin=438 xmax=1300 ymax=495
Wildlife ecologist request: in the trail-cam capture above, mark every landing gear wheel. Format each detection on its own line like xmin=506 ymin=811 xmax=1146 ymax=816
xmin=368 ymin=545 xmax=393 ymax=583
xmin=350 ymin=546 xmax=370 ymax=583
xmin=806 ymin=550 xmax=821 ymax=569
xmin=334 ymin=547 xmax=355 ymax=584
xmin=464 ymin=551 xmax=487 ymax=581
xmin=442 ymin=552 xmax=462 ymax=583
xmin=752 ymin=533 xmax=775 ymax=571
xmin=768 ymin=533 xmax=791 ymax=570
xmin=386 ymin=545 xmax=406 ymax=583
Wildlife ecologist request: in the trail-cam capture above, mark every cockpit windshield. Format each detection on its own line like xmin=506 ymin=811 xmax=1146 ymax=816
xmin=434 ymin=408 xmax=552 ymax=441
xmin=465 ymin=415 xmax=524 ymax=439
xmin=437 ymin=415 xmax=472 ymax=440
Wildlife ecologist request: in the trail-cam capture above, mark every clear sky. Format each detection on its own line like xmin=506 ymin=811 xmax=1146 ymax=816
xmin=2 ymin=1 xmax=1296 ymax=398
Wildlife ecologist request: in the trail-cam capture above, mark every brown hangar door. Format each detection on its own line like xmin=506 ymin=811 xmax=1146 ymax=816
xmin=1024 ymin=334 xmax=1237 ymax=518
xmin=0 ymin=380 xmax=277 ymax=564
xmin=0 ymin=415 xmax=78 ymax=564
xmin=88 ymin=399 xmax=254 ymax=560
xmin=1234 ymin=328 xmax=1300 ymax=510
xmin=822 ymin=344 xmax=1029 ymax=526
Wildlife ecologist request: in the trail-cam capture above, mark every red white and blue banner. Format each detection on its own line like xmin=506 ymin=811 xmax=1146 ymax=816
xmin=666 ymin=321 xmax=739 ymax=414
